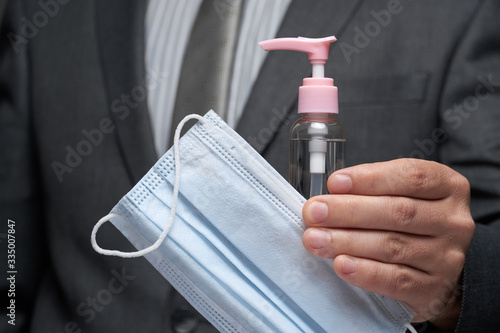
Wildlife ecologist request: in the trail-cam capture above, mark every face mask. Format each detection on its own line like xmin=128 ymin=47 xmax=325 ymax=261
xmin=91 ymin=111 xmax=416 ymax=333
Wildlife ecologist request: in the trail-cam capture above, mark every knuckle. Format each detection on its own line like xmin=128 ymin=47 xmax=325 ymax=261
xmin=445 ymin=249 xmax=466 ymax=271
xmin=383 ymin=265 xmax=417 ymax=295
xmin=449 ymin=173 xmax=471 ymax=201
xmin=388 ymin=268 xmax=417 ymax=294
xmin=457 ymin=213 xmax=475 ymax=235
xmin=449 ymin=211 xmax=475 ymax=240
xmin=463 ymin=217 xmax=475 ymax=236
xmin=450 ymin=173 xmax=469 ymax=191
xmin=384 ymin=233 xmax=407 ymax=262
xmin=390 ymin=197 xmax=417 ymax=226
xmin=404 ymin=159 xmax=429 ymax=190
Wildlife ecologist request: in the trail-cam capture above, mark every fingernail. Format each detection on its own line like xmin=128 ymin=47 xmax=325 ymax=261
xmin=330 ymin=174 xmax=352 ymax=193
xmin=308 ymin=228 xmax=331 ymax=249
xmin=342 ymin=257 xmax=358 ymax=274
xmin=307 ymin=201 xmax=328 ymax=224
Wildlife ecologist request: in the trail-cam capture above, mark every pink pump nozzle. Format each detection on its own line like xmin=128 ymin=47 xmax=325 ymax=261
xmin=259 ymin=35 xmax=339 ymax=114
xmin=259 ymin=36 xmax=336 ymax=65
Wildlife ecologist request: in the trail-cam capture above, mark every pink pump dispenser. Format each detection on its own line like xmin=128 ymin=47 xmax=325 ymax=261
xmin=259 ymin=36 xmax=345 ymax=198
xmin=259 ymin=36 xmax=339 ymax=115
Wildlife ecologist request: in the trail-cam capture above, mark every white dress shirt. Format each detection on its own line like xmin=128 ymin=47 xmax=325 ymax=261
xmin=145 ymin=0 xmax=291 ymax=154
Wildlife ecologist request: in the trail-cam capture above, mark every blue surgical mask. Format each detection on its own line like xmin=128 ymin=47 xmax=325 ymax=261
xmin=91 ymin=111 xmax=416 ymax=333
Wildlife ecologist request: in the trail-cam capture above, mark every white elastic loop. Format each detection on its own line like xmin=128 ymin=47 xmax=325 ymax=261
xmin=404 ymin=322 xmax=418 ymax=333
xmin=91 ymin=114 xmax=207 ymax=258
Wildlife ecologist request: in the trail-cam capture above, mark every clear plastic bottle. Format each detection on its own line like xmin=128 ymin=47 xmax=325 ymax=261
xmin=290 ymin=113 xmax=345 ymax=198
xmin=259 ymin=35 xmax=344 ymax=198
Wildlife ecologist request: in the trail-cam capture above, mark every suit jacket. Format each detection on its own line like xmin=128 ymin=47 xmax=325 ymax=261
xmin=1 ymin=0 xmax=499 ymax=332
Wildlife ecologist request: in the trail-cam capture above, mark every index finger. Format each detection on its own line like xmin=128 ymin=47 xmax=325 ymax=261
xmin=328 ymin=158 xmax=468 ymax=200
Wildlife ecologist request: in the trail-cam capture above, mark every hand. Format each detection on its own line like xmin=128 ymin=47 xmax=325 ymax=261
xmin=302 ymin=159 xmax=475 ymax=331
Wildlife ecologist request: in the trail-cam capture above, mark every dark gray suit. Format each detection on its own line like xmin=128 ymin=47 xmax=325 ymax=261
xmin=1 ymin=0 xmax=499 ymax=332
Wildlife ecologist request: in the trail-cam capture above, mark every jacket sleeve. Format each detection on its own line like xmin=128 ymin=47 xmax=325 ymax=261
xmin=437 ymin=0 xmax=500 ymax=331
xmin=0 ymin=1 xmax=48 ymax=332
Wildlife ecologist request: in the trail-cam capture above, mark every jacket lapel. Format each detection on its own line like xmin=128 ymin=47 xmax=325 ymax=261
xmin=95 ymin=0 xmax=157 ymax=184
xmin=237 ymin=0 xmax=364 ymax=154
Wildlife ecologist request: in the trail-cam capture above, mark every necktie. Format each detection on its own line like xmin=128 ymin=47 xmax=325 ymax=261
xmin=169 ymin=0 xmax=244 ymax=146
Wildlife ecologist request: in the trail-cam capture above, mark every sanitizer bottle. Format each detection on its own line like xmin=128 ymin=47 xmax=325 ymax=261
xmin=259 ymin=36 xmax=345 ymax=198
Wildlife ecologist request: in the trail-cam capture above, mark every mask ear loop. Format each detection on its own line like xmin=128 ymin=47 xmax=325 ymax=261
xmin=91 ymin=114 xmax=207 ymax=258
xmin=405 ymin=322 xmax=417 ymax=333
